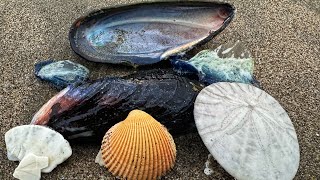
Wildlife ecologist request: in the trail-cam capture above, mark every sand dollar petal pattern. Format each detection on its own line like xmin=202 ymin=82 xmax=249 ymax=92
xmin=194 ymin=82 xmax=300 ymax=180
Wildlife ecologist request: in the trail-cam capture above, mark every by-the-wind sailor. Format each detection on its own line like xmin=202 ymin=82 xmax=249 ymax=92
xmin=69 ymin=2 xmax=235 ymax=66
xmin=31 ymin=70 xmax=202 ymax=142
xmin=194 ymin=82 xmax=300 ymax=180
xmin=35 ymin=60 xmax=90 ymax=89
xmin=172 ymin=41 xmax=258 ymax=86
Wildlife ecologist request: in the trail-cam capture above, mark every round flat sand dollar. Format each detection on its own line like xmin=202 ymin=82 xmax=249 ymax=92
xmin=194 ymin=82 xmax=299 ymax=180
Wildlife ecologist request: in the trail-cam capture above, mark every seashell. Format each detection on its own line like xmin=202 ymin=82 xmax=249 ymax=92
xmin=13 ymin=153 xmax=48 ymax=180
xmin=172 ymin=41 xmax=259 ymax=86
xmin=203 ymin=154 xmax=214 ymax=176
xmin=35 ymin=60 xmax=89 ymax=89
xmin=69 ymin=2 xmax=235 ymax=66
xmin=95 ymin=150 xmax=105 ymax=166
xmin=194 ymin=82 xmax=300 ymax=180
xmin=31 ymin=69 xmax=202 ymax=142
xmin=5 ymin=125 xmax=72 ymax=173
xmin=101 ymin=110 xmax=176 ymax=179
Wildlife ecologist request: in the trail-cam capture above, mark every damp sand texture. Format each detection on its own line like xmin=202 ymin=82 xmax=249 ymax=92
xmin=0 ymin=0 xmax=319 ymax=179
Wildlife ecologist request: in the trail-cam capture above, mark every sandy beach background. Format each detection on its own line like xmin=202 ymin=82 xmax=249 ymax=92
xmin=0 ymin=0 xmax=319 ymax=179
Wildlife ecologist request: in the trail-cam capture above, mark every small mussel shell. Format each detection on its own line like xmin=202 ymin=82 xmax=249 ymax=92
xmin=35 ymin=60 xmax=89 ymax=89
xmin=69 ymin=1 xmax=235 ymax=66
xmin=101 ymin=110 xmax=176 ymax=179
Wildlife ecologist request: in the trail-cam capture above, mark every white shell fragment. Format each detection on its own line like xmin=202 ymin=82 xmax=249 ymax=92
xmin=194 ymin=82 xmax=300 ymax=180
xmin=94 ymin=150 xmax=105 ymax=166
xmin=204 ymin=154 xmax=214 ymax=176
xmin=5 ymin=125 xmax=72 ymax=173
xmin=13 ymin=153 xmax=48 ymax=180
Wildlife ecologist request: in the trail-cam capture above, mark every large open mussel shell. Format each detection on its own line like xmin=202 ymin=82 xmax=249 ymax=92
xmin=31 ymin=70 xmax=202 ymax=142
xmin=69 ymin=1 xmax=235 ymax=66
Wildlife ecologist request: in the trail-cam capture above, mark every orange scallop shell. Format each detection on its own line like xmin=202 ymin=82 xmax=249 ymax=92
xmin=101 ymin=109 xmax=176 ymax=180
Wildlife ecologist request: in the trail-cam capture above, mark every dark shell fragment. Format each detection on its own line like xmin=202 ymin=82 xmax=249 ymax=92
xmin=69 ymin=1 xmax=235 ymax=66
xmin=31 ymin=70 xmax=203 ymax=142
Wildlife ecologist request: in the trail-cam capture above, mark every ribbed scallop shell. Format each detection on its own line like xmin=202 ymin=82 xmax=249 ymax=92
xmin=101 ymin=110 xmax=176 ymax=179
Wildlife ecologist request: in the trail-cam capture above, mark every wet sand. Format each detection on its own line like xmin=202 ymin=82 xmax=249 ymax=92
xmin=0 ymin=0 xmax=319 ymax=179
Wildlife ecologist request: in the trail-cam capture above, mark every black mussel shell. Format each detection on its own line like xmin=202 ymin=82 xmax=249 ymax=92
xmin=31 ymin=70 xmax=203 ymax=143
xmin=69 ymin=1 xmax=235 ymax=66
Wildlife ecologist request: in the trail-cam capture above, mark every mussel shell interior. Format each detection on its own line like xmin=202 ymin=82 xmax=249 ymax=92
xmin=69 ymin=2 xmax=235 ymax=66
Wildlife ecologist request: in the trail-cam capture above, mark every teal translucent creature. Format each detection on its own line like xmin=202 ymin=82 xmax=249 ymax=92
xmin=35 ymin=60 xmax=90 ymax=89
xmin=171 ymin=41 xmax=259 ymax=86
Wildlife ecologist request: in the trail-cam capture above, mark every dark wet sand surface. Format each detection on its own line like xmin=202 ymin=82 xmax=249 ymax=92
xmin=0 ymin=0 xmax=319 ymax=179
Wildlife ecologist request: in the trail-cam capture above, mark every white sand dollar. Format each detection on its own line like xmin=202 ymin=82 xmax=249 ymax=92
xmin=194 ymin=82 xmax=300 ymax=180
xmin=5 ymin=125 xmax=72 ymax=173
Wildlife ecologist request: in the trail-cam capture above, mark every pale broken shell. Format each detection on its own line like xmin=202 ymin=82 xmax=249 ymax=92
xmin=101 ymin=110 xmax=176 ymax=179
xmin=13 ymin=153 xmax=48 ymax=180
xmin=5 ymin=125 xmax=72 ymax=173
xmin=95 ymin=150 xmax=105 ymax=166
xmin=194 ymin=82 xmax=300 ymax=180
